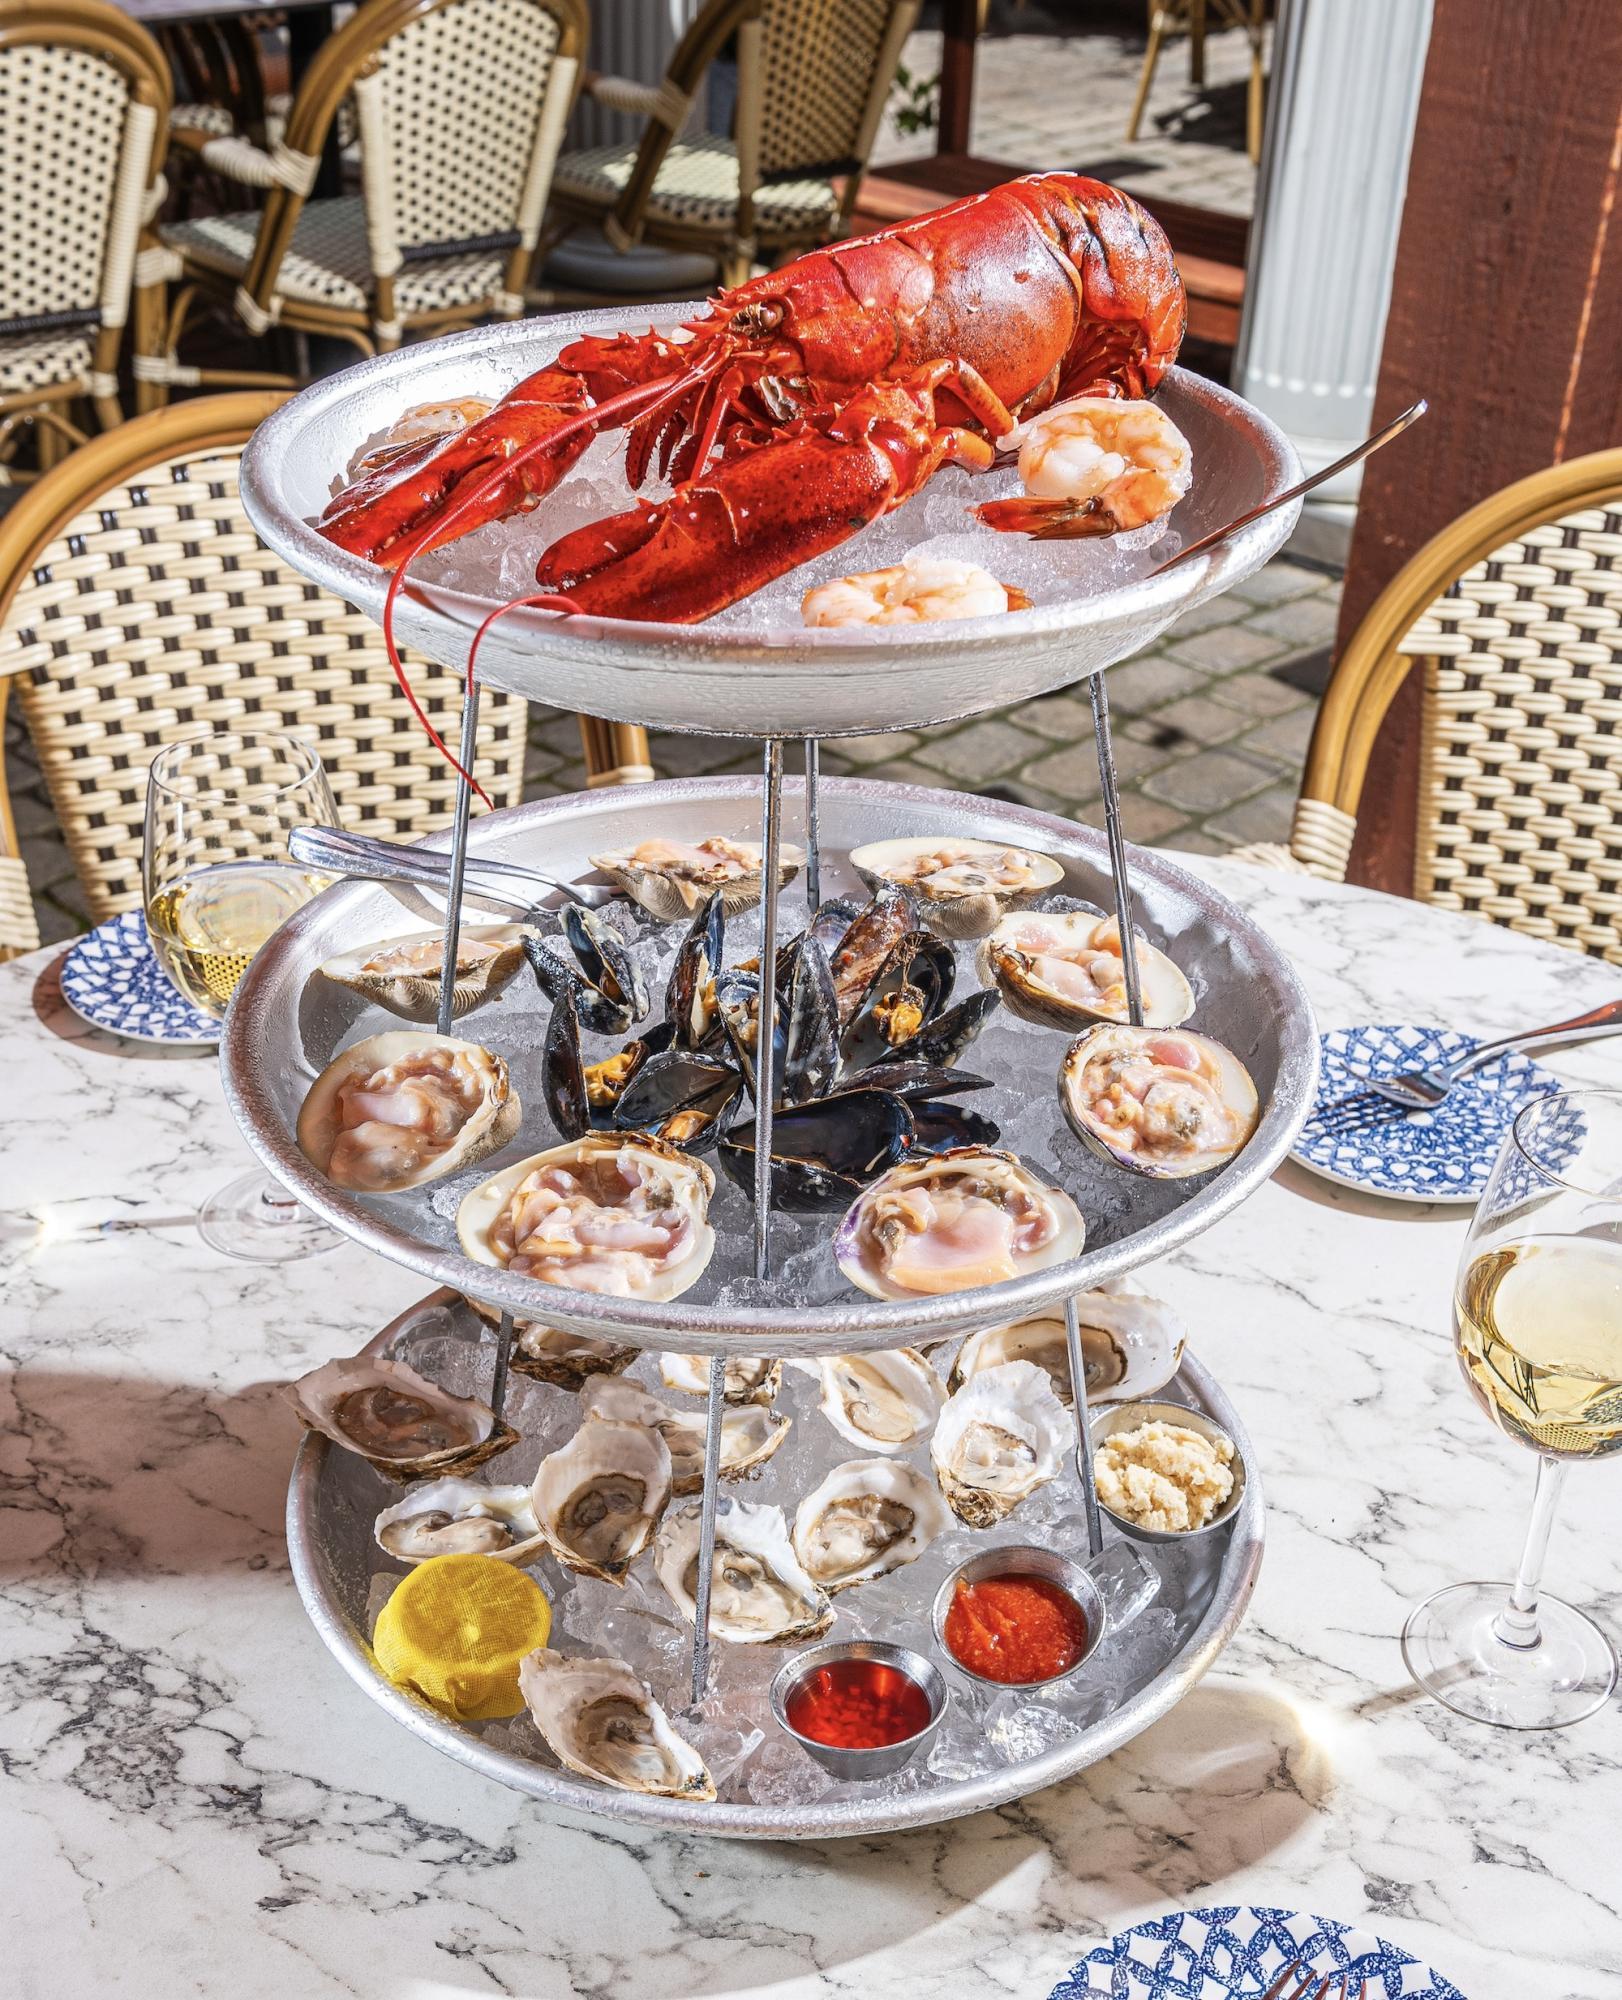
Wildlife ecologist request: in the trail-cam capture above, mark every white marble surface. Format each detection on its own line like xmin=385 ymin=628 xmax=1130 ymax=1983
xmin=3 ymin=857 xmax=1620 ymax=2000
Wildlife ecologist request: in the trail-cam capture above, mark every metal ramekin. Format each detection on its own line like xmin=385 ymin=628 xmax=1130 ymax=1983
xmin=1088 ymin=1399 xmax=1247 ymax=1543
xmin=930 ymin=1544 xmax=1107 ymax=1691
xmin=770 ymin=1640 xmax=948 ymax=1781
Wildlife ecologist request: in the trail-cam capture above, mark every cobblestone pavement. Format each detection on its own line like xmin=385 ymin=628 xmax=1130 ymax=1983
xmin=1 ymin=554 xmax=1338 ymax=946
xmin=875 ymin=4 xmax=1264 ymax=217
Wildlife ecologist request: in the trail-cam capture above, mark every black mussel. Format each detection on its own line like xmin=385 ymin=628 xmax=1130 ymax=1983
xmin=563 ymin=901 xmax=650 ymax=1021
xmin=807 ymin=895 xmax=863 ymax=958
xmin=906 ymin=988 xmax=1001 ymax=1067
xmin=906 ymin=1102 xmax=1002 ymax=1155
xmin=522 ymin=928 xmax=634 ymax=1037
xmin=840 ymin=930 xmax=956 ymax=1069
xmin=846 ymin=1060 xmax=994 ymax=1101
xmin=584 ymin=1020 xmax=673 ymax=1122
xmin=781 ymin=934 xmax=840 ymax=1105
xmin=542 ymin=983 xmax=590 ymax=1139
xmin=614 ymin=1047 xmax=742 ymax=1152
xmin=665 ymin=891 xmax=725 ymax=1049
xmin=718 ymin=1090 xmax=913 ymax=1211
xmin=830 ymin=883 xmax=916 ymax=1027
xmin=715 ymin=967 xmax=786 ymax=1102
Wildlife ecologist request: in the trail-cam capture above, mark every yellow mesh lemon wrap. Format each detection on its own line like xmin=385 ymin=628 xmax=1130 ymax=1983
xmin=372 ymin=1552 xmax=551 ymax=1720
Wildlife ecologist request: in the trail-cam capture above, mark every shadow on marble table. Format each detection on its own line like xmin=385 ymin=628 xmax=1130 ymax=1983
xmin=29 ymin=949 xmax=215 ymax=1061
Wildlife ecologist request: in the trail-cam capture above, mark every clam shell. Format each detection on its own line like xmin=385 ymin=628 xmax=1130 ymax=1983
xmin=373 ymin=1477 xmax=545 ymax=1564
xmin=531 ymin=1416 xmax=672 ymax=1583
xmin=791 ymin=1457 xmax=951 ymax=1591
xmin=930 ymin=1359 xmax=1070 ymax=1527
xmin=297 ymin=1030 xmax=520 ymax=1192
xmin=589 ymin=837 xmax=804 ymax=924
xmin=316 ymin=924 xmax=528 ymax=1022
xmin=979 ymin=909 xmax=1193 ymax=1031
xmin=849 ymin=836 xmax=1064 ymax=940
xmin=519 ymin=1649 xmax=715 ymax=1800
xmin=654 ymin=1498 xmax=833 ymax=1644
xmin=1060 ymin=1024 xmax=1259 ymax=1179
xmin=286 ymin=1354 xmax=518 ymax=1482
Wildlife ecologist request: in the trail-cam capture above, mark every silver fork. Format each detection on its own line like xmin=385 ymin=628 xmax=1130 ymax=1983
xmin=288 ymin=824 xmax=619 ymax=911
xmin=1259 ymin=1961 xmax=1367 ymax=2000
xmin=1357 ymin=996 xmax=1622 ymax=1110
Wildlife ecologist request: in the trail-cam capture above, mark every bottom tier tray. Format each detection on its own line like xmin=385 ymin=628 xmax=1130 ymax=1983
xmin=288 ymin=1292 xmax=1264 ymax=1838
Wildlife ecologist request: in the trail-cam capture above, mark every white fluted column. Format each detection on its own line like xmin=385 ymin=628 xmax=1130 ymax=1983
xmin=1235 ymin=0 xmax=1434 ymax=552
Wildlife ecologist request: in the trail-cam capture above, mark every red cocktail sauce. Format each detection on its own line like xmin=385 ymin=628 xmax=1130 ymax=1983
xmin=943 ymin=1572 xmax=1088 ymax=1684
xmin=784 ymin=1658 xmax=934 ymax=1749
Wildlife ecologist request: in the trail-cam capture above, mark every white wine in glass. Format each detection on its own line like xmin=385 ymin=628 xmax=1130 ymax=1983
xmin=1403 ymin=1088 xmax=1622 ymax=1728
xmin=143 ymin=731 xmax=341 ymax=1262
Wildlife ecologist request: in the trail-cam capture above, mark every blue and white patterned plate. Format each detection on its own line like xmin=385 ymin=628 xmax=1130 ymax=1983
xmin=59 ymin=910 xmax=219 ymax=1045
xmin=1053 ymin=1904 xmax=1467 ymax=1999
xmin=1289 ymin=1023 xmax=1561 ymax=1204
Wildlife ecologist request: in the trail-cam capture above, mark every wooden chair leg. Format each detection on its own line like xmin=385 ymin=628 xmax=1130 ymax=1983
xmin=1188 ymin=0 xmax=1206 ymax=86
xmin=577 ymin=715 xmax=655 ymax=787
xmin=1246 ymin=0 xmax=1266 ymax=162
xmin=1127 ymin=2 xmax=1172 ymax=140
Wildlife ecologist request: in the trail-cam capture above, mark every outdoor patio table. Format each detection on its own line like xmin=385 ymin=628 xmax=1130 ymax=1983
xmin=2 ymin=856 xmax=1618 ymax=1999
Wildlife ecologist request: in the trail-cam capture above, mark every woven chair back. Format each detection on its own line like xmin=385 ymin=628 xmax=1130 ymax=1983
xmin=0 ymin=2 xmax=169 ymax=347
xmin=0 ymin=396 xmax=525 ymax=925
xmin=1400 ymin=501 xmax=1622 ymax=961
xmin=752 ymin=0 xmax=906 ymax=182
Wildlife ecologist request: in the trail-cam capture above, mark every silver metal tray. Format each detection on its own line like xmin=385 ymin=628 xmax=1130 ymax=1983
xmin=288 ymin=1290 xmax=1265 ymax=1837
xmin=238 ymin=310 xmax=1301 ymax=739
xmin=222 ymin=776 xmax=1318 ymax=1354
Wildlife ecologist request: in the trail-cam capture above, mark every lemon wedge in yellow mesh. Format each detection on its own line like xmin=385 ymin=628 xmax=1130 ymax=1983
xmin=372 ymin=1552 xmax=551 ymax=1721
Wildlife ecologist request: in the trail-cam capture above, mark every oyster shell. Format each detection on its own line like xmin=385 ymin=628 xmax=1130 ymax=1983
xmin=531 ymin=1417 xmax=672 ymax=1582
xmin=462 ymin=1295 xmax=637 ymax=1391
xmin=457 ymin=1135 xmax=715 ymax=1300
xmin=579 ymin=1376 xmax=791 ymax=1493
xmin=317 ymin=925 xmax=527 ymax=1023
xmin=588 ymin=834 xmax=804 ymax=923
xmin=298 ymin=1031 xmax=520 ymax=1192
xmin=286 ymin=1354 xmax=517 ymax=1481
xmin=834 ymin=1149 xmax=1086 ymax=1300
xmin=373 ymin=1477 xmax=544 ymax=1563
xmin=981 ymin=909 xmax=1193 ymax=1031
xmin=658 ymin=1354 xmax=781 ymax=1404
xmin=654 ymin=1498 xmax=833 ymax=1644
xmin=518 ymin=1649 xmax=715 ymax=1801
xmin=791 ymin=1458 xmax=950 ymax=1591
xmin=930 ymin=1359 xmax=1070 ymax=1526
xmin=949 ymin=1282 xmax=1186 ymax=1405
xmin=795 ymin=1349 xmax=945 ymax=1452
xmin=1060 ymin=1024 xmax=1259 ymax=1179
xmin=848 ymin=836 xmax=1064 ymax=940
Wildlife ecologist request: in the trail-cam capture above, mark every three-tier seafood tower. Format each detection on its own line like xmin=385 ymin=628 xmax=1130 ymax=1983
xmin=225 ymin=176 xmax=1317 ymax=1834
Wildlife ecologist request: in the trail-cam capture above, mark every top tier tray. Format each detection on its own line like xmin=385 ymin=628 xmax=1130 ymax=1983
xmin=221 ymin=776 xmax=1318 ymax=1354
xmin=238 ymin=308 xmax=1302 ymax=740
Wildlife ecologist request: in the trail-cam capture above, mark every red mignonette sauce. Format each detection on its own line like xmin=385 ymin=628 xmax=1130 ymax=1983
xmin=785 ymin=1656 xmax=935 ymax=1749
xmin=943 ymin=1571 xmax=1089 ymax=1684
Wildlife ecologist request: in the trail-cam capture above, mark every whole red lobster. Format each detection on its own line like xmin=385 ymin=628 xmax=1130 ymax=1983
xmin=320 ymin=173 xmax=1185 ymax=629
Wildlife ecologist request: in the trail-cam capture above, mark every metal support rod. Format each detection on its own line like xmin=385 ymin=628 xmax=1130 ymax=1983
xmin=434 ymin=671 xmax=483 ymax=1038
xmin=752 ymin=739 xmax=784 ymax=1281
xmin=803 ymin=738 xmax=821 ymax=915
xmin=489 ymin=1309 xmax=515 ymax=1423
xmin=1065 ymin=1294 xmax=1106 ymax=1560
xmin=689 ymin=1351 xmax=728 ymax=1707
xmin=1088 ymin=675 xmax=1145 ymax=1029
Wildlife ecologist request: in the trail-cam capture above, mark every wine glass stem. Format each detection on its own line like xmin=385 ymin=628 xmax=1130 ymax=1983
xmin=259 ymin=1185 xmax=299 ymax=1223
xmin=1493 ymin=1455 xmax=1568 ymax=1652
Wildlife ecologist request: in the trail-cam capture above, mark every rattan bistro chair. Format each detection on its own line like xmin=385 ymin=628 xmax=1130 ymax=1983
xmin=0 ymin=0 xmax=171 ymax=478
xmin=1235 ymin=450 xmax=1622 ymax=964
xmin=538 ymin=0 xmax=919 ymax=300
xmin=136 ymin=0 xmax=587 ymax=399
xmin=0 ymin=392 xmax=533 ymax=955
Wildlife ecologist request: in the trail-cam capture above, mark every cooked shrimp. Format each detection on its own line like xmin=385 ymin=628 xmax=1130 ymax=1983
xmin=802 ymin=556 xmax=1027 ymax=627
xmin=975 ymin=395 xmax=1192 ymax=540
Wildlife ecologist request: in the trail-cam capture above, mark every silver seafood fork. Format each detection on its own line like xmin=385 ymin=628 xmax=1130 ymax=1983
xmin=289 ymin=824 xmax=620 ymax=910
xmin=1259 ymin=1961 xmax=1367 ymax=2000
xmin=1358 ymin=996 xmax=1622 ymax=1110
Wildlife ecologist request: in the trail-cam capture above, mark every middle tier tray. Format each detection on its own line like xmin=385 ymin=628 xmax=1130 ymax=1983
xmin=222 ymin=776 xmax=1318 ymax=1354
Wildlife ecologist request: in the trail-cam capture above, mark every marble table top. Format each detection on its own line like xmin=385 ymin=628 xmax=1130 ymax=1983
xmin=3 ymin=857 xmax=1619 ymax=2000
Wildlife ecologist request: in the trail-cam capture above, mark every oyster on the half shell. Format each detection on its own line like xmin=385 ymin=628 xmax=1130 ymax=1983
xmin=658 ymin=1353 xmax=781 ymax=1405
xmin=949 ymin=1282 xmax=1186 ymax=1406
xmin=530 ymin=1416 xmax=672 ymax=1583
xmin=793 ymin=1349 xmax=945 ymax=1452
xmin=462 ymin=1295 xmax=637 ymax=1390
xmin=286 ymin=1354 xmax=518 ymax=1481
xmin=579 ymin=1375 xmax=790 ymax=1494
xmin=317 ymin=925 xmax=528 ymax=1023
xmin=373 ymin=1478 xmax=544 ymax=1563
xmin=1060 ymin=1023 xmax=1259 ymax=1179
xmin=518 ymin=1649 xmax=715 ymax=1801
xmin=791 ymin=1458 xmax=950 ymax=1592
xmin=930 ymin=1359 xmax=1071 ymax=1527
xmin=654 ymin=1498 xmax=833 ymax=1644
xmin=298 ymin=1031 xmax=520 ymax=1192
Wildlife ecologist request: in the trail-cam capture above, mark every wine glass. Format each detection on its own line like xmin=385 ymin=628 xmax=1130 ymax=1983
xmin=1402 ymin=1087 xmax=1622 ymax=1728
xmin=143 ymin=730 xmax=342 ymax=1262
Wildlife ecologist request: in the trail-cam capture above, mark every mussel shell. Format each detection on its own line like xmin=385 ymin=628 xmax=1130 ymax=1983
xmin=714 ymin=967 xmax=785 ymax=1101
xmin=906 ymin=1103 xmax=1002 ymax=1155
xmin=615 ymin=1048 xmax=742 ymax=1151
xmin=807 ymin=895 xmax=863 ymax=957
xmin=583 ymin=1021 xmax=674 ymax=1123
xmin=522 ymin=930 xmax=633 ymax=1037
xmin=543 ymin=982 xmax=590 ymax=1140
xmin=846 ymin=1060 xmax=993 ymax=1101
xmin=906 ymin=988 xmax=1001 ymax=1067
xmin=563 ymin=902 xmax=650 ymax=1021
xmin=830 ymin=883 xmax=916 ymax=1027
xmin=717 ymin=1089 xmax=913 ymax=1211
xmin=665 ymin=892 xmax=725 ymax=1048
xmin=840 ymin=931 xmax=956 ymax=1070
xmin=782 ymin=934 xmax=840 ymax=1104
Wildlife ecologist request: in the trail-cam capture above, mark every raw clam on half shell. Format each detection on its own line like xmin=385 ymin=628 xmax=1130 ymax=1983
xmin=654 ymin=1498 xmax=833 ymax=1644
xmin=519 ymin=1650 xmax=715 ymax=1801
xmin=530 ymin=1417 xmax=672 ymax=1583
xmin=317 ymin=925 xmax=528 ymax=1023
xmin=588 ymin=834 xmax=804 ymax=924
xmin=1060 ymin=1024 xmax=1259 ymax=1179
xmin=373 ymin=1478 xmax=545 ymax=1564
xmin=579 ymin=1376 xmax=791 ymax=1494
xmin=848 ymin=836 xmax=1063 ymax=940
xmin=792 ymin=1458 xmax=950 ymax=1592
xmin=286 ymin=1354 xmax=518 ymax=1481
xmin=457 ymin=1135 xmax=716 ymax=1301
xmin=930 ymin=1359 xmax=1070 ymax=1527
xmin=834 ymin=1149 xmax=1086 ymax=1300
xmin=950 ymin=1282 xmax=1186 ymax=1406
xmin=981 ymin=908 xmax=1193 ymax=1031
xmin=298 ymin=1031 xmax=520 ymax=1192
